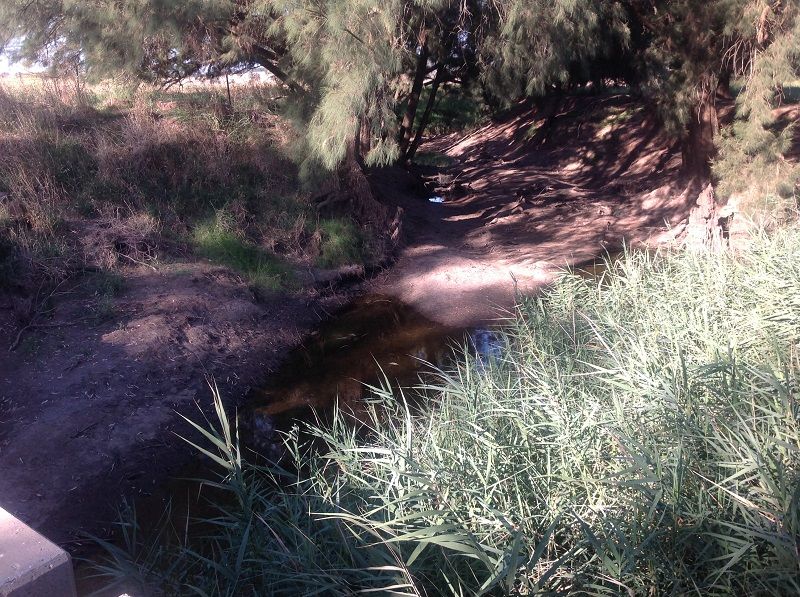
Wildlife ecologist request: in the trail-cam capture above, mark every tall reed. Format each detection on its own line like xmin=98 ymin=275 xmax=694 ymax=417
xmin=92 ymin=228 xmax=800 ymax=595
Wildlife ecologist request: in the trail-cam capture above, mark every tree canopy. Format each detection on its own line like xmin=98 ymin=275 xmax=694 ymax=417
xmin=1 ymin=0 xmax=798 ymax=183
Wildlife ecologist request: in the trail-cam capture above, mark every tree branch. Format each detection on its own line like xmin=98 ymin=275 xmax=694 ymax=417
xmin=250 ymin=45 xmax=303 ymax=93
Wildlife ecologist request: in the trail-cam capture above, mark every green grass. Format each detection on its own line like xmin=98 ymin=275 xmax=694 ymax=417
xmin=0 ymin=79 xmax=316 ymax=291
xmin=596 ymin=104 xmax=643 ymax=128
xmin=412 ymin=151 xmax=457 ymax=168
xmin=315 ymin=217 xmax=364 ymax=268
xmin=90 ymin=270 xmax=125 ymax=320
xmin=91 ymin=226 xmax=800 ymax=595
xmin=193 ymin=213 xmax=293 ymax=291
xmin=416 ymin=85 xmax=486 ymax=136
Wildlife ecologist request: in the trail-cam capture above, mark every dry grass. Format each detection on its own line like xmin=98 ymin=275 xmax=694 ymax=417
xmin=0 ymin=75 xmax=319 ymax=292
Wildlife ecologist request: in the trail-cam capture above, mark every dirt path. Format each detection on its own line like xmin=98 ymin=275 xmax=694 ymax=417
xmin=0 ymin=263 xmax=344 ymax=549
xmin=373 ymin=95 xmax=695 ymax=327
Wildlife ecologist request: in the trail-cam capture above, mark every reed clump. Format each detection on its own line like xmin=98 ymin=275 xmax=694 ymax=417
xmin=93 ymin=227 xmax=800 ymax=596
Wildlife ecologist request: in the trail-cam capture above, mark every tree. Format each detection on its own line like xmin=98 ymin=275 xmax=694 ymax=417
xmin=2 ymin=0 xmax=796 ymax=197
xmin=0 ymin=1 xmax=298 ymax=88
xmin=483 ymin=1 xmax=633 ymax=103
xmin=485 ymin=0 xmax=799 ymax=183
xmin=0 ymin=0 xmax=495 ymax=168
xmin=625 ymin=0 xmax=799 ymax=180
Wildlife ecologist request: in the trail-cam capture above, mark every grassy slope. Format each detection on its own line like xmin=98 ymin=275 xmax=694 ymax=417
xmin=96 ymin=227 xmax=800 ymax=596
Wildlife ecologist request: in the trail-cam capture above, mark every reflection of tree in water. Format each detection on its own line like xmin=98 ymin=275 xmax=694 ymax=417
xmin=249 ymin=295 xmax=463 ymax=419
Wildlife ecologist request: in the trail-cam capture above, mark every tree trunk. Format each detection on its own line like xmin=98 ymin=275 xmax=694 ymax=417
xmin=313 ymin=134 xmax=403 ymax=255
xmin=717 ymin=70 xmax=733 ymax=100
xmin=527 ymin=93 xmax=562 ymax=146
xmin=681 ymin=90 xmax=719 ymax=179
xmin=353 ymin=117 xmax=364 ymax=166
xmin=404 ymin=63 xmax=445 ymax=164
xmin=683 ymin=182 xmax=733 ymax=251
xmin=679 ymin=89 xmax=736 ymax=251
xmin=251 ymin=46 xmax=302 ymax=93
xmin=396 ymin=34 xmax=429 ymax=157
xmin=357 ymin=115 xmax=371 ymax=164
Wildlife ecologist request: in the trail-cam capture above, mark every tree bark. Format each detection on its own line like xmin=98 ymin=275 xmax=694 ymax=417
xmin=680 ymin=88 xmax=735 ymax=251
xmin=527 ymin=93 xmax=562 ymax=146
xmin=404 ymin=63 xmax=445 ymax=164
xmin=250 ymin=45 xmax=302 ymax=93
xmin=396 ymin=34 xmax=429 ymax=157
xmin=717 ymin=70 xmax=733 ymax=100
xmin=357 ymin=115 xmax=372 ymax=165
xmin=681 ymin=90 xmax=719 ymax=179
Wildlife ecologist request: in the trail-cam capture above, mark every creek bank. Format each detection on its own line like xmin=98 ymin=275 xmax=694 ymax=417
xmin=2 ymin=92 xmax=703 ymax=561
xmin=0 ymin=260 xmax=356 ymax=553
xmin=0 ymin=163 xmax=411 ymax=557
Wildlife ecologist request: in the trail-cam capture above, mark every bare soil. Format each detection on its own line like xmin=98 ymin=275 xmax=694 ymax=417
xmin=372 ymin=95 xmax=698 ymax=326
xmin=0 ymin=262 xmax=344 ymax=550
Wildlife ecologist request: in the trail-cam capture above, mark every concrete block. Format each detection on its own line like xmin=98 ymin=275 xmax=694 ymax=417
xmin=0 ymin=506 xmax=77 ymax=597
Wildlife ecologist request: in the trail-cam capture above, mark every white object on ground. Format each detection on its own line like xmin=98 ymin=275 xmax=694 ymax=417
xmin=0 ymin=506 xmax=77 ymax=596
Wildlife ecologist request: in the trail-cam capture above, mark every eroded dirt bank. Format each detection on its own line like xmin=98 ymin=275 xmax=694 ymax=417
xmin=0 ymin=263 xmax=347 ymax=548
xmin=372 ymin=95 xmax=697 ymax=327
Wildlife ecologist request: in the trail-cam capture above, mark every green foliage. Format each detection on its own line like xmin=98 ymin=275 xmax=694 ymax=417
xmin=5 ymin=0 xmax=796 ymax=185
xmin=714 ymin=117 xmax=800 ymax=217
xmin=2 ymin=0 xmax=499 ymax=173
xmin=0 ymin=81 xmax=320 ymax=289
xmin=193 ymin=211 xmax=293 ymax=291
xmin=315 ymin=218 xmax=364 ymax=268
xmin=411 ymin=151 xmax=456 ymax=168
xmin=485 ymin=0 xmax=631 ymax=104
xmin=413 ymin=84 xmax=486 ymax=136
xmin=93 ymin=227 xmax=800 ymax=595
xmin=712 ymin=10 xmax=800 ymax=212
xmin=90 ymin=270 xmax=125 ymax=320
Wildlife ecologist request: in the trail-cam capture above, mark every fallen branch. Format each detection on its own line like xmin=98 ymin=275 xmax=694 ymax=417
xmin=117 ymin=252 xmax=158 ymax=272
xmin=9 ymin=320 xmax=88 ymax=352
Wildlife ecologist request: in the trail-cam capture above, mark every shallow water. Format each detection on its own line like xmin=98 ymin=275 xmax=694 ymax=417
xmin=243 ymin=295 xmax=472 ymax=449
xmin=78 ymin=296 xmax=502 ymax=590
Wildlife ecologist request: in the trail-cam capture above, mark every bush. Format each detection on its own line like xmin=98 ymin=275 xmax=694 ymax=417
xmin=0 ymin=78 xmax=316 ymax=289
xmin=415 ymin=85 xmax=486 ymax=136
xmin=93 ymin=227 xmax=800 ymax=595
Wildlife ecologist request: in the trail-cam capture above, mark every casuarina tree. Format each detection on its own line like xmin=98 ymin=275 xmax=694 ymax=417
xmin=2 ymin=0 xmax=797 ymax=214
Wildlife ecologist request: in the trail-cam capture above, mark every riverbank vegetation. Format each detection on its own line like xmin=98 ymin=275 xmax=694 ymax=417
xmin=1 ymin=1 xmax=798 ymax=593
xmin=93 ymin=226 xmax=800 ymax=595
xmin=3 ymin=2 xmax=799 ymax=215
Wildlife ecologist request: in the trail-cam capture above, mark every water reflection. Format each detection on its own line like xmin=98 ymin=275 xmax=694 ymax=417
xmin=245 ymin=296 xmax=463 ymax=444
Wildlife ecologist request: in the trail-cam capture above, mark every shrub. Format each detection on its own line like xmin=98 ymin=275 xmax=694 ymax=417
xmin=0 ymin=78 xmax=314 ymax=290
xmin=193 ymin=211 xmax=293 ymax=291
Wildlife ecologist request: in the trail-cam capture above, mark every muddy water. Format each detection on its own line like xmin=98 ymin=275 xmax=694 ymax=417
xmin=243 ymin=295 xmax=476 ymax=450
